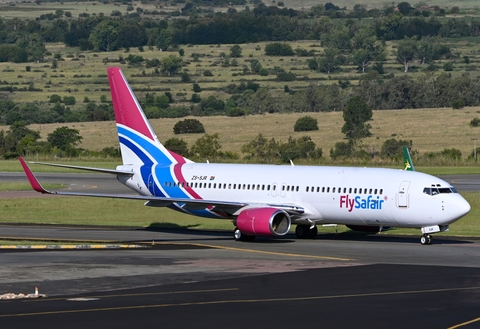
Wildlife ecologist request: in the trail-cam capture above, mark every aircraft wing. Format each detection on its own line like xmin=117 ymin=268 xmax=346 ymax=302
xmin=19 ymin=157 xmax=305 ymax=217
xmin=19 ymin=157 xmax=247 ymax=211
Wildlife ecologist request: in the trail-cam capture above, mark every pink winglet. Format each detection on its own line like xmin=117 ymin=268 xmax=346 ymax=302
xmin=18 ymin=157 xmax=49 ymax=193
xmin=108 ymin=67 xmax=155 ymax=141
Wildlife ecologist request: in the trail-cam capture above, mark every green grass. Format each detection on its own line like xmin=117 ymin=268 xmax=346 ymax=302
xmin=1 ymin=192 xmax=478 ymax=236
xmin=0 ymin=182 xmax=64 ymax=191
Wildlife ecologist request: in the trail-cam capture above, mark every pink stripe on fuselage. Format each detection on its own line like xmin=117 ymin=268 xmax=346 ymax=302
xmin=108 ymin=67 xmax=155 ymax=141
xmin=169 ymin=151 xmax=202 ymax=200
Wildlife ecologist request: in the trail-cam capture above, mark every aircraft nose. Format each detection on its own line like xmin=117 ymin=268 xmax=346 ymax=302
xmin=450 ymin=195 xmax=471 ymax=220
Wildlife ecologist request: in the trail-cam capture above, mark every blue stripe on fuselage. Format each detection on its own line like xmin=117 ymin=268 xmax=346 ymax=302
xmin=118 ymin=127 xmax=195 ymax=200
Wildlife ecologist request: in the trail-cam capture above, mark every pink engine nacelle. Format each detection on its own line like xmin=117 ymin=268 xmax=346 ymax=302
xmin=236 ymin=207 xmax=291 ymax=236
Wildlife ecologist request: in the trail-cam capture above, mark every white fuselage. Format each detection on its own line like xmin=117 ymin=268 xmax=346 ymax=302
xmin=122 ymin=162 xmax=470 ymax=229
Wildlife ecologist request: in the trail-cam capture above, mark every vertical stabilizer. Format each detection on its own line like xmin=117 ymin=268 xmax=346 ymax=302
xmin=403 ymin=146 xmax=415 ymax=171
xmin=107 ymin=67 xmax=190 ymax=166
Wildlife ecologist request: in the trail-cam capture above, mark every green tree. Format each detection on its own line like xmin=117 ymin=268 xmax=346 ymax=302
xmin=317 ymin=48 xmax=341 ymax=73
xmin=161 ymin=55 xmax=183 ymax=75
xmin=47 ymin=126 xmax=83 ymax=151
xmin=230 ymin=45 xmax=242 ymax=58
xmin=350 ymin=26 xmax=386 ymax=73
xmin=294 ymin=116 xmax=319 ymax=132
xmin=341 ymin=96 xmax=372 ymax=140
xmin=190 ymin=133 xmax=222 ymax=159
xmin=381 ymin=139 xmax=413 ymax=160
xmin=164 ymin=137 xmax=189 ymax=157
xmin=241 ymin=133 xmax=279 ymax=161
xmin=173 ymin=119 xmax=205 ymax=134
xmin=279 ymin=136 xmax=322 ymax=163
xmin=396 ymin=37 xmax=417 ymax=73
xmin=89 ymin=20 xmax=119 ymax=52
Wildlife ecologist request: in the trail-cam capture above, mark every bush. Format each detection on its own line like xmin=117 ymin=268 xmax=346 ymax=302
xmin=470 ymin=117 xmax=480 ymax=127
xmin=294 ymin=116 xmax=318 ymax=132
xmin=452 ymin=99 xmax=464 ymax=109
xmin=173 ymin=118 xmax=205 ymax=134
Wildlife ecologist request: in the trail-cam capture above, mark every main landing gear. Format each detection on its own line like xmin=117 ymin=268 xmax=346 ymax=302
xmin=295 ymin=225 xmax=318 ymax=239
xmin=420 ymin=234 xmax=433 ymax=245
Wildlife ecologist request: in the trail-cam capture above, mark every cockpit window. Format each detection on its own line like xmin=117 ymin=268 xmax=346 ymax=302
xmin=423 ymin=186 xmax=457 ymax=196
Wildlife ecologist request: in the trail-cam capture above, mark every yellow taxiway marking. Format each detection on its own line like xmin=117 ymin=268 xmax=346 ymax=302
xmin=4 ymin=286 xmax=480 ymax=318
xmin=155 ymin=241 xmax=353 ymax=261
xmin=448 ymin=316 xmax=480 ymax=329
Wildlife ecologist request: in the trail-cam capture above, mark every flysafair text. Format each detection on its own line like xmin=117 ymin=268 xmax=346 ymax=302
xmin=340 ymin=195 xmax=385 ymax=212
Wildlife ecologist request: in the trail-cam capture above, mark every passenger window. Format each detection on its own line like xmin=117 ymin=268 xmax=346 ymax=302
xmin=306 ymin=186 xmax=309 ymax=192
xmin=379 ymin=189 xmax=383 ymax=195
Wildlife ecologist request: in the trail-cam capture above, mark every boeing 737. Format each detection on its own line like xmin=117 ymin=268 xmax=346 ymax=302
xmin=19 ymin=67 xmax=471 ymax=245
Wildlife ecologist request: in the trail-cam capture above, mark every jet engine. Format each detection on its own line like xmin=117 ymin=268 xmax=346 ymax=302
xmin=235 ymin=208 xmax=291 ymax=236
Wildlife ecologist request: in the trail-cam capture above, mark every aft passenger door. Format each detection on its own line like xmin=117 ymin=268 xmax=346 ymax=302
xmin=397 ymin=181 xmax=410 ymax=208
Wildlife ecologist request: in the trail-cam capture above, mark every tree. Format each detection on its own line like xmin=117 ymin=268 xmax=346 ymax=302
xmin=294 ymin=116 xmax=319 ymax=132
xmin=230 ymin=45 xmax=242 ymax=58
xmin=350 ymin=26 xmax=386 ymax=73
xmin=381 ymin=139 xmax=413 ymax=160
xmin=317 ymin=48 xmax=342 ymax=73
xmin=161 ymin=55 xmax=183 ymax=75
xmin=341 ymin=96 xmax=372 ymax=140
xmin=173 ymin=119 xmax=205 ymax=134
xmin=190 ymin=133 xmax=222 ymax=159
xmin=396 ymin=37 xmax=417 ymax=73
xmin=397 ymin=2 xmax=412 ymax=16
xmin=164 ymin=137 xmax=189 ymax=157
xmin=89 ymin=20 xmax=119 ymax=52
xmin=47 ymin=126 xmax=83 ymax=151
xmin=241 ymin=133 xmax=279 ymax=161
xmin=264 ymin=43 xmax=294 ymax=56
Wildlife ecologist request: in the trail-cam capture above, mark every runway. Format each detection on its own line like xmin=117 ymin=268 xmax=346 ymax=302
xmin=1 ymin=172 xmax=480 ymax=328
xmin=0 ymin=225 xmax=480 ymax=328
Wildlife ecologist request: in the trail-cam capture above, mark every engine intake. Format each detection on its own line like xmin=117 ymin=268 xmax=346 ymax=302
xmin=236 ymin=208 xmax=291 ymax=236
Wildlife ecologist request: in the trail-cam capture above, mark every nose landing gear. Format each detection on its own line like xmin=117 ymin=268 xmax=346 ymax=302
xmin=420 ymin=234 xmax=433 ymax=245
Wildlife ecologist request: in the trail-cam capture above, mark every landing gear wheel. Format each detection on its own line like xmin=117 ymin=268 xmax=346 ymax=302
xmin=296 ymin=225 xmax=317 ymax=239
xmin=295 ymin=225 xmax=308 ymax=239
xmin=234 ymin=227 xmax=255 ymax=242
xmin=420 ymin=234 xmax=433 ymax=245
xmin=307 ymin=225 xmax=318 ymax=239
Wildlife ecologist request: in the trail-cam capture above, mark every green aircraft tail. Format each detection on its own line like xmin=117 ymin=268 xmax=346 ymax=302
xmin=403 ymin=146 xmax=415 ymax=171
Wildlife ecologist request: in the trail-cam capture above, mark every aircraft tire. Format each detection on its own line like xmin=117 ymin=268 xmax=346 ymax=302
xmin=234 ymin=228 xmax=255 ymax=242
xmin=420 ymin=234 xmax=433 ymax=245
xmin=307 ymin=225 xmax=318 ymax=239
xmin=295 ymin=225 xmax=308 ymax=239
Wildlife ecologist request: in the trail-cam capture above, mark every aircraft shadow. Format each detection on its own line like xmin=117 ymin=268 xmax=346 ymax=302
xmin=137 ymin=224 xmax=473 ymax=245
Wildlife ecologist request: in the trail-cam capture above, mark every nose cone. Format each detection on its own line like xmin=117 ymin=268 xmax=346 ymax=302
xmin=449 ymin=195 xmax=471 ymax=222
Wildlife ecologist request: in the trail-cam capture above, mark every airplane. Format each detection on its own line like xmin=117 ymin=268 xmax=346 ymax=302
xmin=19 ymin=67 xmax=471 ymax=245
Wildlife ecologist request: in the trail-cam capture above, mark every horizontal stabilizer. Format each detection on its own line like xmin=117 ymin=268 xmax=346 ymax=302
xmin=30 ymin=161 xmax=134 ymax=176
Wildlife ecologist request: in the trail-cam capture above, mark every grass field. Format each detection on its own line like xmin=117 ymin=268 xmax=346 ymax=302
xmin=0 ymin=191 xmax=478 ymax=237
xmin=2 ymin=107 xmax=480 ymax=165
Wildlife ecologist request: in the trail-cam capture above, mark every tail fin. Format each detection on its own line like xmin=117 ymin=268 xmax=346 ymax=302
xmin=107 ymin=67 xmax=191 ymax=166
xmin=403 ymin=146 xmax=415 ymax=171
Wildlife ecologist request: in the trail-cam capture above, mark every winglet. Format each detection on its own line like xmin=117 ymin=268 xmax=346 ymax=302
xmin=18 ymin=157 xmax=52 ymax=194
xmin=403 ymin=146 xmax=415 ymax=171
